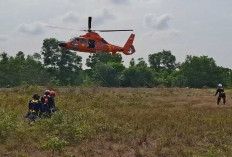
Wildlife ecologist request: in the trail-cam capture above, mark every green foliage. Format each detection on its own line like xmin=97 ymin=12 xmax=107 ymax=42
xmin=49 ymin=78 xmax=61 ymax=86
xmin=153 ymin=71 xmax=171 ymax=87
xmin=0 ymin=51 xmax=51 ymax=87
xmin=0 ymin=109 xmax=19 ymax=143
xmin=178 ymin=55 xmax=223 ymax=88
xmin=122 ymin=66 xmax=154 ymax=87
xmin=129 ymin=58 xmax=135 ymax=67
xmin=149 ymin=50 xmax=177 ymax=72
xmin=93 ymin=63 xmax=120 ymax=87
xmin=41 ymin=38 xmax=60 ymax=67
xmin=217 ymin=66 xmax=232 ymax=87
xmin=41 ymin=38 xmax=83 ymax=86
xmin=108 ymin=62 xmax=125 ymax=74
xmin=43 ymin=136 xmax=68 ymax=156
xmin=136 ymin=58 xmax=148 ymax=67
xmin=86 ymin=53 xmax=123 ymax=69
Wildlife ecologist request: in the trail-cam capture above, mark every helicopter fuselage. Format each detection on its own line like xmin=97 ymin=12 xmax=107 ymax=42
xmin=59 ymin=32 xmax=135 ymax=55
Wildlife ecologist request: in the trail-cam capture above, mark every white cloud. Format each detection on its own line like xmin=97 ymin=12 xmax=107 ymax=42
xmin=17 ymin=22 xmax=45 ymax=35
xmin=144 ymin=13 xmax=172 ymax=30
xmin=143 ymin=13 xmax=179 ymax=38
xmin=94 ymin=8 xmax=116 ymax=25
xmin=62 ymin=11 xmax=79 ymax=23
xmin=144 ymin=14 xmax=154 ymax=28
xmin=156 ymin=14 xmax=171 ymax=30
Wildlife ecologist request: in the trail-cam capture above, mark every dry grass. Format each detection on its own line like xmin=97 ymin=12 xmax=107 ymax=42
xmin=0 ymin=87 xmax=232 ymax=156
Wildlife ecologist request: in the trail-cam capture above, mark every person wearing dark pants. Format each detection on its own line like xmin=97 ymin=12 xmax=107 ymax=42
xmin=215 ymin=84 xmax=226 ymax=105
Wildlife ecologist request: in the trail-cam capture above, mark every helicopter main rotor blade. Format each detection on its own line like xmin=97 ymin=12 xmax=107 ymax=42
xmin=80 ymin=29 xmax=133 ymax=32
xmin=88 ymin=16 xmax=92 ymax=32
xmin=97 ymin=30 xmax=133 ymax=32
xmin=45 ymin=26 xmax=78 ymax=31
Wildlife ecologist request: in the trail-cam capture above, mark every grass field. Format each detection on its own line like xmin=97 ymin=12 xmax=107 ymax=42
xmin=0 ymin=86 xmax=232 ymax=157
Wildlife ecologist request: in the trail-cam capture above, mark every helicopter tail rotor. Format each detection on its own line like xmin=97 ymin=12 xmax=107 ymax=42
xmin=123 ymin=34 xmax=135 ymax=55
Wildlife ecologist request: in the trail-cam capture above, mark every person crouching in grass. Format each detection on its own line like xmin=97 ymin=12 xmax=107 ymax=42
xmin=26 ymin=94 xmax=42 ymax=120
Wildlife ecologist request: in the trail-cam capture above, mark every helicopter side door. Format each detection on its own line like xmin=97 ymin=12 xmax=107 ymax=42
xmin=88 ymin=39 xmax=95 ymax=48
xmin=87 ymin=39 xmax=96 ymax=53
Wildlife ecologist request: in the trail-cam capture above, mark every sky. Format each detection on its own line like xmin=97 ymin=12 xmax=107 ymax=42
xmin=0 ymin=0 xmax=232 ymax=68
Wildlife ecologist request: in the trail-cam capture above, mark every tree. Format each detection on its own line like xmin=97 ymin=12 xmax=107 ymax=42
xmin=86 ymin=53 xmax=123 ymax=69
xmin=41 ymin=38 xmax=60 ymax=68
xmin=0 ymin=52 xmax=8 ymax=62
xmin=216 ymin=66 xmax=232 ymax=87
xmin=149 ymin=50 xmax=177 ymax=72
xmin=93 ymin=63 xmax=120 ymax=87
xmin=33 ymin=52 xmax=42 ymax=61
xmin=129 ymin=58 xmax=135 ymax=67
xmin=0 ymin=51 xmax=51 ymax=87
xmin=178 ymin=55 xmax=222 ymax=88
xmin=22 ymin=55 xmax=52 ymax=85
xmin=136 ymin=58 xmax=147 ymax=67
xmin=108 ymin=62 xmax=125 ymax=74
xmin=122 ymin=66 xmax=154 ymax=87
xmin=41 ymin=38 xmax=83 ymax=85
xmin=16 ymin=51 xmax=25 ymax=61
xmin=0 ymin=52 xmax=11 ymax=87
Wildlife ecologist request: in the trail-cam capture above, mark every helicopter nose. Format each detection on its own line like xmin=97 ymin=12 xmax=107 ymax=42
xmin=58 ymin=43 xmax=67 ymax=47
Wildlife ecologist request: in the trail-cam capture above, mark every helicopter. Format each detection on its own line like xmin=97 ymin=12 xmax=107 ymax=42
xmin=46 ymin=17 xmax=135 ymax=56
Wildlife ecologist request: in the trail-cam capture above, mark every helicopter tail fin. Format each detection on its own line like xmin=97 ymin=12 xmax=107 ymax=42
xmin=123 ymin=34 xmax=135 ymax=55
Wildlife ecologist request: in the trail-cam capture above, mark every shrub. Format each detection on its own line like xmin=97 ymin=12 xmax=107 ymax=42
xmin=0 ymin=109 xmax=19 ymax=143
xmin=43 ymin=136 xmax=68 ymax=156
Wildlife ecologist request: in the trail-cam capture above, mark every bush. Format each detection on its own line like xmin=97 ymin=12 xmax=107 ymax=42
xmin=0 ymin=109 xmax=19 ymax=143
xmin=43 ymin=136 xmax=68 ymax=156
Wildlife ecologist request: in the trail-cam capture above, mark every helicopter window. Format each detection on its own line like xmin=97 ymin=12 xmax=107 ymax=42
xmin=88 ymin=40 xmax=95 ymax=48
xmin=80 ymin=38 xmax=87 ymax=44
xmin=102 ymin=38 xmax=108 ymax=44
xmin=70 ymin=37 xmax=76 ymax=42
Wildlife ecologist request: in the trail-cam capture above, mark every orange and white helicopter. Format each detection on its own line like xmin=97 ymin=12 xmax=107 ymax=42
xmin=46 ymin=17 xmax=135 ymax=56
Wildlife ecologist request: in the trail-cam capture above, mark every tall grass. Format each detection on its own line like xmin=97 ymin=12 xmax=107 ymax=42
xmin=0 ymin=87 xmax=232 ymax=156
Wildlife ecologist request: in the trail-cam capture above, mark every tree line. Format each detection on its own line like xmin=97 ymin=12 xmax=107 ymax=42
xmin=0 ymin=38 xmax=231 ymax=88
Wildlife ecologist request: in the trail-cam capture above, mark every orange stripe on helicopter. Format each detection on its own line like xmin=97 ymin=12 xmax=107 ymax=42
xmin=108 ymin=45 xmax=112 ymax=51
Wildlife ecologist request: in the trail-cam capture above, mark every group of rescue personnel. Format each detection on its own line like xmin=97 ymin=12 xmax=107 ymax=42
xmin=25 ymin=84 xmax=226 ymax=121
xmin=26 ymin=90 xmax=58 ymax=120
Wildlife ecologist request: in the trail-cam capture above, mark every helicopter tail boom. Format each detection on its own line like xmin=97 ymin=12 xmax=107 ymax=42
xmin=123 ymin=34 xmax=135 ymax=55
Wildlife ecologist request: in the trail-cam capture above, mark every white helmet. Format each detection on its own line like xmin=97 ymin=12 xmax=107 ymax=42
xmin=218 ymin=84 xmax=222 ymax=87
xmin=45 ymin=90 xmax=50 ymax=95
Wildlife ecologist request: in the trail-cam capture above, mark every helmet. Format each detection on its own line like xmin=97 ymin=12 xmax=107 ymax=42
xmin=50 ymin=91 xmax=55 ymax=97
xmin=33 ymin=94 xmax=40 ymax=100
xmin=218 ymin=84 xmax=222 ymax=87
xmin=45 ymin=90 xmax=50 ymax=95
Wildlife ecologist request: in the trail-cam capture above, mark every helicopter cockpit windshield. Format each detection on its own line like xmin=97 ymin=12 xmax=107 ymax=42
xmin=69 ymin=37 xmax=76 ymax=42
xmin=69 ymin=37 xmax=79 ymax=50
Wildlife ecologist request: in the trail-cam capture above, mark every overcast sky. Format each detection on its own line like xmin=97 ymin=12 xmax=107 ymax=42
xmin=0 ymin=0 xmax=232 ymax=68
